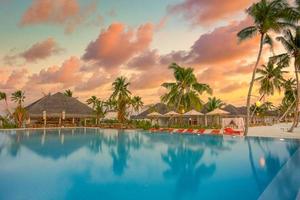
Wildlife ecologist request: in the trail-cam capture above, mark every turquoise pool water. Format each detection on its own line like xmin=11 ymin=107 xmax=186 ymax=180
xmin=0 ymin=128 xmax=299 ymax=200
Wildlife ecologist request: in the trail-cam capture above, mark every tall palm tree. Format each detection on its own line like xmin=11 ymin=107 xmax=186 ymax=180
xmin=0 ymin=91 xmax=10 ymax=114
xmin=131 ymin=96 xmax=144 ymax=112
xmin=278 ymin=78 xmax=297 ymax=121
xmin=237 ymin=0 xmax=292 ymax=135
xmin=276 ymin=27 xmax=300 ymax=131
xmin=87 ymin=96 xmax=99 ymax=109
xmin=161 ymin=63 xmax=212 ymax=113
xmin=11 ymin=90 xmax=26 ymax=128
xmin=94 ymin=101 xmax=107 ymax=124
xmin=11 ymin=90 xmax=25 ymax=107
xmin=64 ymin=89 xmax=73 ymax=97
xmin=206 ymin=97 xmax=225 ymax=112
xmin=252 ymin=59 xmax=287 ymax=118
xmin=256 ymin=60 xmax=287 ymax=97
xmin=110 ymin=76 xmax=132 ymax=122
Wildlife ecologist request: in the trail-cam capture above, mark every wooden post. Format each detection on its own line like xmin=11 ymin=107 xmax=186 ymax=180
xmin=43 ymin=111 xmax=47 ymax=127
xmin=72 ymin=117 xmax=75 ymax=125
xmin=84 ymin=118 xmax=87 ymax=127
xmin=205 ymin=115 xmax=207 ymax=126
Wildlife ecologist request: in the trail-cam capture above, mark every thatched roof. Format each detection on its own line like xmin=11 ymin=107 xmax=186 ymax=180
xmin=131 ymin=103 xmax=171 ymax=119
xmin=26 ymin=92 xmax=94 ymax=118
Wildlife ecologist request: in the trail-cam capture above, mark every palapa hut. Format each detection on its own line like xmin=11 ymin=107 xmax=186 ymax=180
xmin=25 ymin=92 xmax=94 ymax=127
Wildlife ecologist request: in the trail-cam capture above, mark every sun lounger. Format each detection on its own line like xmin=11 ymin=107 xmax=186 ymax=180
xmin=197 ymin=129 xmax=206 ymax=134
xmin=185 ymin=128 xmax=195 ymax=134
xmin=176 ymin=129 xmax=185 ymax=133
xmin=211 ymin=129 xmax=221 ymax=134
xmin=223 ymin=128 xmax=242 ymax=135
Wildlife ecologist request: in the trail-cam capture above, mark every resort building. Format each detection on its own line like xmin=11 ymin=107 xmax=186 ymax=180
xmin=25 ymin=92 xmax=95 ymax=127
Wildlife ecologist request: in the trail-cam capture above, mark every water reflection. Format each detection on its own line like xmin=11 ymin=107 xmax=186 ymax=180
xmin=162 ymin=143 xmax=216 ymax=199
xmin=0 ymin=129 xmax=299 ymax=200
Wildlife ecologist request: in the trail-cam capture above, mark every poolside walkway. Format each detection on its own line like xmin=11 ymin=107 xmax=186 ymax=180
xmin=248 ymin=123 xmax=300 ymax=139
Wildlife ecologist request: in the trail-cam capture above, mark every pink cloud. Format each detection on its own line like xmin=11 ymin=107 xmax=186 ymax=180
xmin=75 ymin=69 xmax=111 ymax=91
xmin=168 ymin=0 xmax=254 ymax=25
xmin=0 ymin=68 xmax=28 ymax=90
xmin=27 ymin=56 xmax=82 ymax=88
xmin=219 ymin=82 xmax=248 ymax=93
xmin=20 ymin=38 xmax=63 ymax=62
xmin=20 ymin=0 xmax=96 ymax=33
xmin=82 ymin=23 xmax=154 ymax=72
xmin=127 ymin=50 xmax=159 ymax=71
xmin=187 ymin=17 xmax=259 ymax=65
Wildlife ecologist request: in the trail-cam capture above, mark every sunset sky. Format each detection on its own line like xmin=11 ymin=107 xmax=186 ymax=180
xmin=0 ymin=0 xmax=290 ymax=111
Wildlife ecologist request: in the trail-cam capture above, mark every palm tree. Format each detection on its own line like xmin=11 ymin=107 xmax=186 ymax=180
xmin=131 ymin=96 xmax=144 ymax=112
xmin=87 ymin=96 xmax=99 ymax=109
xmin=206 ymin=97 xmax=225 ymax=112
xmin=105 ymin=98 xmax=117 ymax=111
xmin=110 ymin=76 xmax=132 ymax=122
xmin=237 ymin=0 xmax=292 ymax=135
xmin=275 ymin=27 xmax=300 ymax=131
xmin=0 ymin=91 xmax=10 ymax=114
xmin=11 ymin=90 xmax=26 ymax=128
xmin=94 ymin=101 xmax=107 ymax=124
xmin=11 ymin=90 xmax=25 ymax=107
xmin=64 ymin=89 xmax=73 ymax=97
xmin=252 ymin=59 xmax=287 ymax=118
xmin=161 ymin=63 xmax=212 ymax=113
xmin=278 ymin=78 xmax=297 ymax=121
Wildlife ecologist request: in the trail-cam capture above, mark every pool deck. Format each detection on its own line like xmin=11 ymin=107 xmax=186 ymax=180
xmin=248 ymin=123 xmax=300 ymax=139
xmin=0 ymin=123 xmax=300 ymax=139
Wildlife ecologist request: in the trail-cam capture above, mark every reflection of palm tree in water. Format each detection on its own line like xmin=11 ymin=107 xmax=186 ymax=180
xmin=161 ymin=144 xmax=216 ymax=199
xmin=8 ymin=135 xmax=21 ymax=157
xmin=247 ymin=138 xmax=290 ymax=194
xmin=88 ymin=133 xmax=105 ymax=154
xmin=109 ymin=132 xmax=143 ymax=176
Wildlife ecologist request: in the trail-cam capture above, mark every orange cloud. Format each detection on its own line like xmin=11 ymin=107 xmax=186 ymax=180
xmin=27 ymin=56 xmax=82 ymax=88
xmin=82 ymin=23 xmax=154 ymax=72
xmin=168 ymin=0 xmax=254 ymax=25
xmin=20 ymin=0 xmax=96 ymax=33
xmin=20 ymin=38 xmax=63 ymax=62
xmin=0 ymin=68 xmax=28 ymax=90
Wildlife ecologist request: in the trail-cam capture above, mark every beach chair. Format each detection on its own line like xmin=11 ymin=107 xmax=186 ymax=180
xmin=196 ymin=128 xmax=206 ymax=134
xmin=185 ymin=128 xmax=195 ymax=134
xmin=223 ymin=128 xmax=242 ymax=135
xmin=211 ymin=129 xmax=221 ymax=134
xmin=176 ymin=129 xmax=186 ymax=133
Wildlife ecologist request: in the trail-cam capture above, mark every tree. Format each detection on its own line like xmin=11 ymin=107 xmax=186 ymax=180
xmin=278 ymin=78 xmax=297 ymax=121
xmin=64 ymin=89 xmax=73 ymax=97
xmin=206 ymin=97 xmax=225 ymax=112
xmin=0 ymin=91 xmax=10 ymax=114
xmin=11 ymin=90 xmax=26 ymax=128
xmin=161 ymin=63 xmax=212 ymax=113
xmin=237 ymin=0 xmax=292 ymax=135
xmin=252 ymin=59 xmax=287 ymax=118
xmin=110 ymin=76 xmax=132 ymax=123
xmin=11 ymin=90 xmax=25 ymax=107
xmin=131 ymin=96 xmax=144 ymax=112
xmin=94 ymin=101 xmax=107 ymax=124
xmin=275 ymin=27 xmax=300 ymax=131
xmin=87 ymin=96 xmax=99 ymax=109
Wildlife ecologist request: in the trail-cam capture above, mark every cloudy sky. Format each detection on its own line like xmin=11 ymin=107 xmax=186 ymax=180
xmin=0 ymin=0 xmax=287 ymax=110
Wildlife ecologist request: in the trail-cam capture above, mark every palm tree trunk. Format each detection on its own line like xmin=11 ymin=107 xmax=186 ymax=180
xmin=288 ymin=62 xmax=299 ymax=132
xmin=245 ymin=34 xmax=265 ymax=135
xmin=278 ymin=99 xmax=295 ymax=123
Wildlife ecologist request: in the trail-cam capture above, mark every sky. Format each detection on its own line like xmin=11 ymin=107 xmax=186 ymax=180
xmin=0 ymin=0 xmax=290 ymax=111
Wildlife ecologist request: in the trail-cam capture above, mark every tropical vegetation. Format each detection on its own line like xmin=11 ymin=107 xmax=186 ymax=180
xmin=161 ymin=63 xmax=212 ymax=113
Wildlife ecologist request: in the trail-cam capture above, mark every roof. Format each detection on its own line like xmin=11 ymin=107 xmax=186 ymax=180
xmin=183 ymin=109 xmax=204 ymax=116
xmin=131 ymin=103 xmax=171 ymax=119
xmin=206 ymin=108 xmax=230 ymax=115
xmin=25 ymin=92 xmax=94 ymax=118
xmin=147 ymin=112 xmax=163 ymax=117
xmin=164 ymin=111 xmax=180 ymax=116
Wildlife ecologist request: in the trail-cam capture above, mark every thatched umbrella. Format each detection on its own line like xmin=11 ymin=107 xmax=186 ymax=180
xmin=147 ymin=112 xmax=163 ymax=125
xmin=206 ymin=108 xmax=230 ymax=126
xmin=164 ymin=111 xmax=181 ymax=126
xmin=183 ymin=109 xmax=203 ymax=125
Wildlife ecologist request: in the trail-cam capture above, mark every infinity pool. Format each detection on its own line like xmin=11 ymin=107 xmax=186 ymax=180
xmin=0 ymin=128 xmax=299 ymax=200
